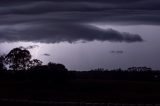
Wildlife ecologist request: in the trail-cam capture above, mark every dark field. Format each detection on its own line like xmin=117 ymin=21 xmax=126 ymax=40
xmin=1 ymin=78 xmax=160 ymax=104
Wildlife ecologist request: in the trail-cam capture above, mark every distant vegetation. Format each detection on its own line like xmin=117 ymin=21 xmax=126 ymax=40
xmin=0 ymin=47 xmax=160 ymax=82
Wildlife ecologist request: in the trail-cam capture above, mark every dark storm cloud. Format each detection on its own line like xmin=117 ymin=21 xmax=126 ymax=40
xmin=0 ymin=0 xmax=160 ymax=15
xmin=44 ymin=53 xmax=50 ymax=56
xmin=0 ymin=0 xmax=160 ymax=14
xmin=0 ymin=0 xmax=159 ymax=43
xmin=0 ymin=23 xmax=143 ymax=43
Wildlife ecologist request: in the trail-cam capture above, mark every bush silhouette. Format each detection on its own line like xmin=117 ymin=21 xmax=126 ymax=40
xmin=28 ymin=62 xmax=68 ymax=82
xmin=5 ymin=48 xmax=32 ymax=71
xmin=0 ymin=55 xmax=6 ymax=71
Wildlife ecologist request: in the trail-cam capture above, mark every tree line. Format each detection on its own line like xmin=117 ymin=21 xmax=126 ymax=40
xmin=0 ymin=47 xmax=160 ymax=82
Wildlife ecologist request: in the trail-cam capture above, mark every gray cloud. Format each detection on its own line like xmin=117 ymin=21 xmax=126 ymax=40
xmin=43 ymin=53 xmax=50 ymax=56
xmin=18 ymin=45 xmax=39 ymax=50
xmin=110 ymin=50 xmax=124 ymax=54
xmin=0 ymin=0 xmax=160 ymax=14
xmin=1 ymin=0 xmax=159 ymax=43
xmin=0 ymin=23 xmax=143 ymax=43
xmin=26 ymin=45 xmax=39 ymax=49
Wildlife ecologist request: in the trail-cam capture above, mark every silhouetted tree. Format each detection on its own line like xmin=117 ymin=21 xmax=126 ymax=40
xmin=48 ymin=62 xmax=68 ymax=72
xmin=0 ymin=55 xmax=6 ymax=70
xmin=28 ymin=59 xmax=43 ymax=69
xmin=5 ymin=48 xmax=32 ymax=71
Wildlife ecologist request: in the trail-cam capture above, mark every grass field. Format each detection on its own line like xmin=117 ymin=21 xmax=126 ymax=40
xmin=0 ymin=79 xmax=160 ymax=104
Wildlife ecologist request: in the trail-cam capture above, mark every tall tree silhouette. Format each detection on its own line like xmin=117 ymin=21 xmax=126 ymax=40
xmin=0 ymin=55 xmax=6 ymax=70
xmin=5 ymin=48 xmax=32 ymax=71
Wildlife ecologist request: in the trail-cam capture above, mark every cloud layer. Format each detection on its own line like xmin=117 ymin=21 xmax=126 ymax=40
xmin=1 ymin=0 xmax=159 ymax=43
xmin=0 ymin=23 xmax=143 ymax=43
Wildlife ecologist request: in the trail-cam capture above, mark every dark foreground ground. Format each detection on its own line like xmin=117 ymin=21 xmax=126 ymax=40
xmin=0 ymin=79 xmax=160 ymax=105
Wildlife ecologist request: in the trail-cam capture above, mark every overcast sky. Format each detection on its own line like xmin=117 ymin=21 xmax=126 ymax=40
xmin=0 ymin=0 xmax=160 ymax=70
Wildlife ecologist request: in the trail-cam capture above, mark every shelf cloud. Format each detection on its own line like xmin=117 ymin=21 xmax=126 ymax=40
xmin=1 ymin=0 xmax=159 ymax=43
xmin=0 ymin=23 xmax=143 ymax=43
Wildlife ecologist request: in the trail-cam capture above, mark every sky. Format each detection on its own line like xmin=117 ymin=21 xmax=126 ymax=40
xmin=0 ymin=0 xmax=160 ymax=70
